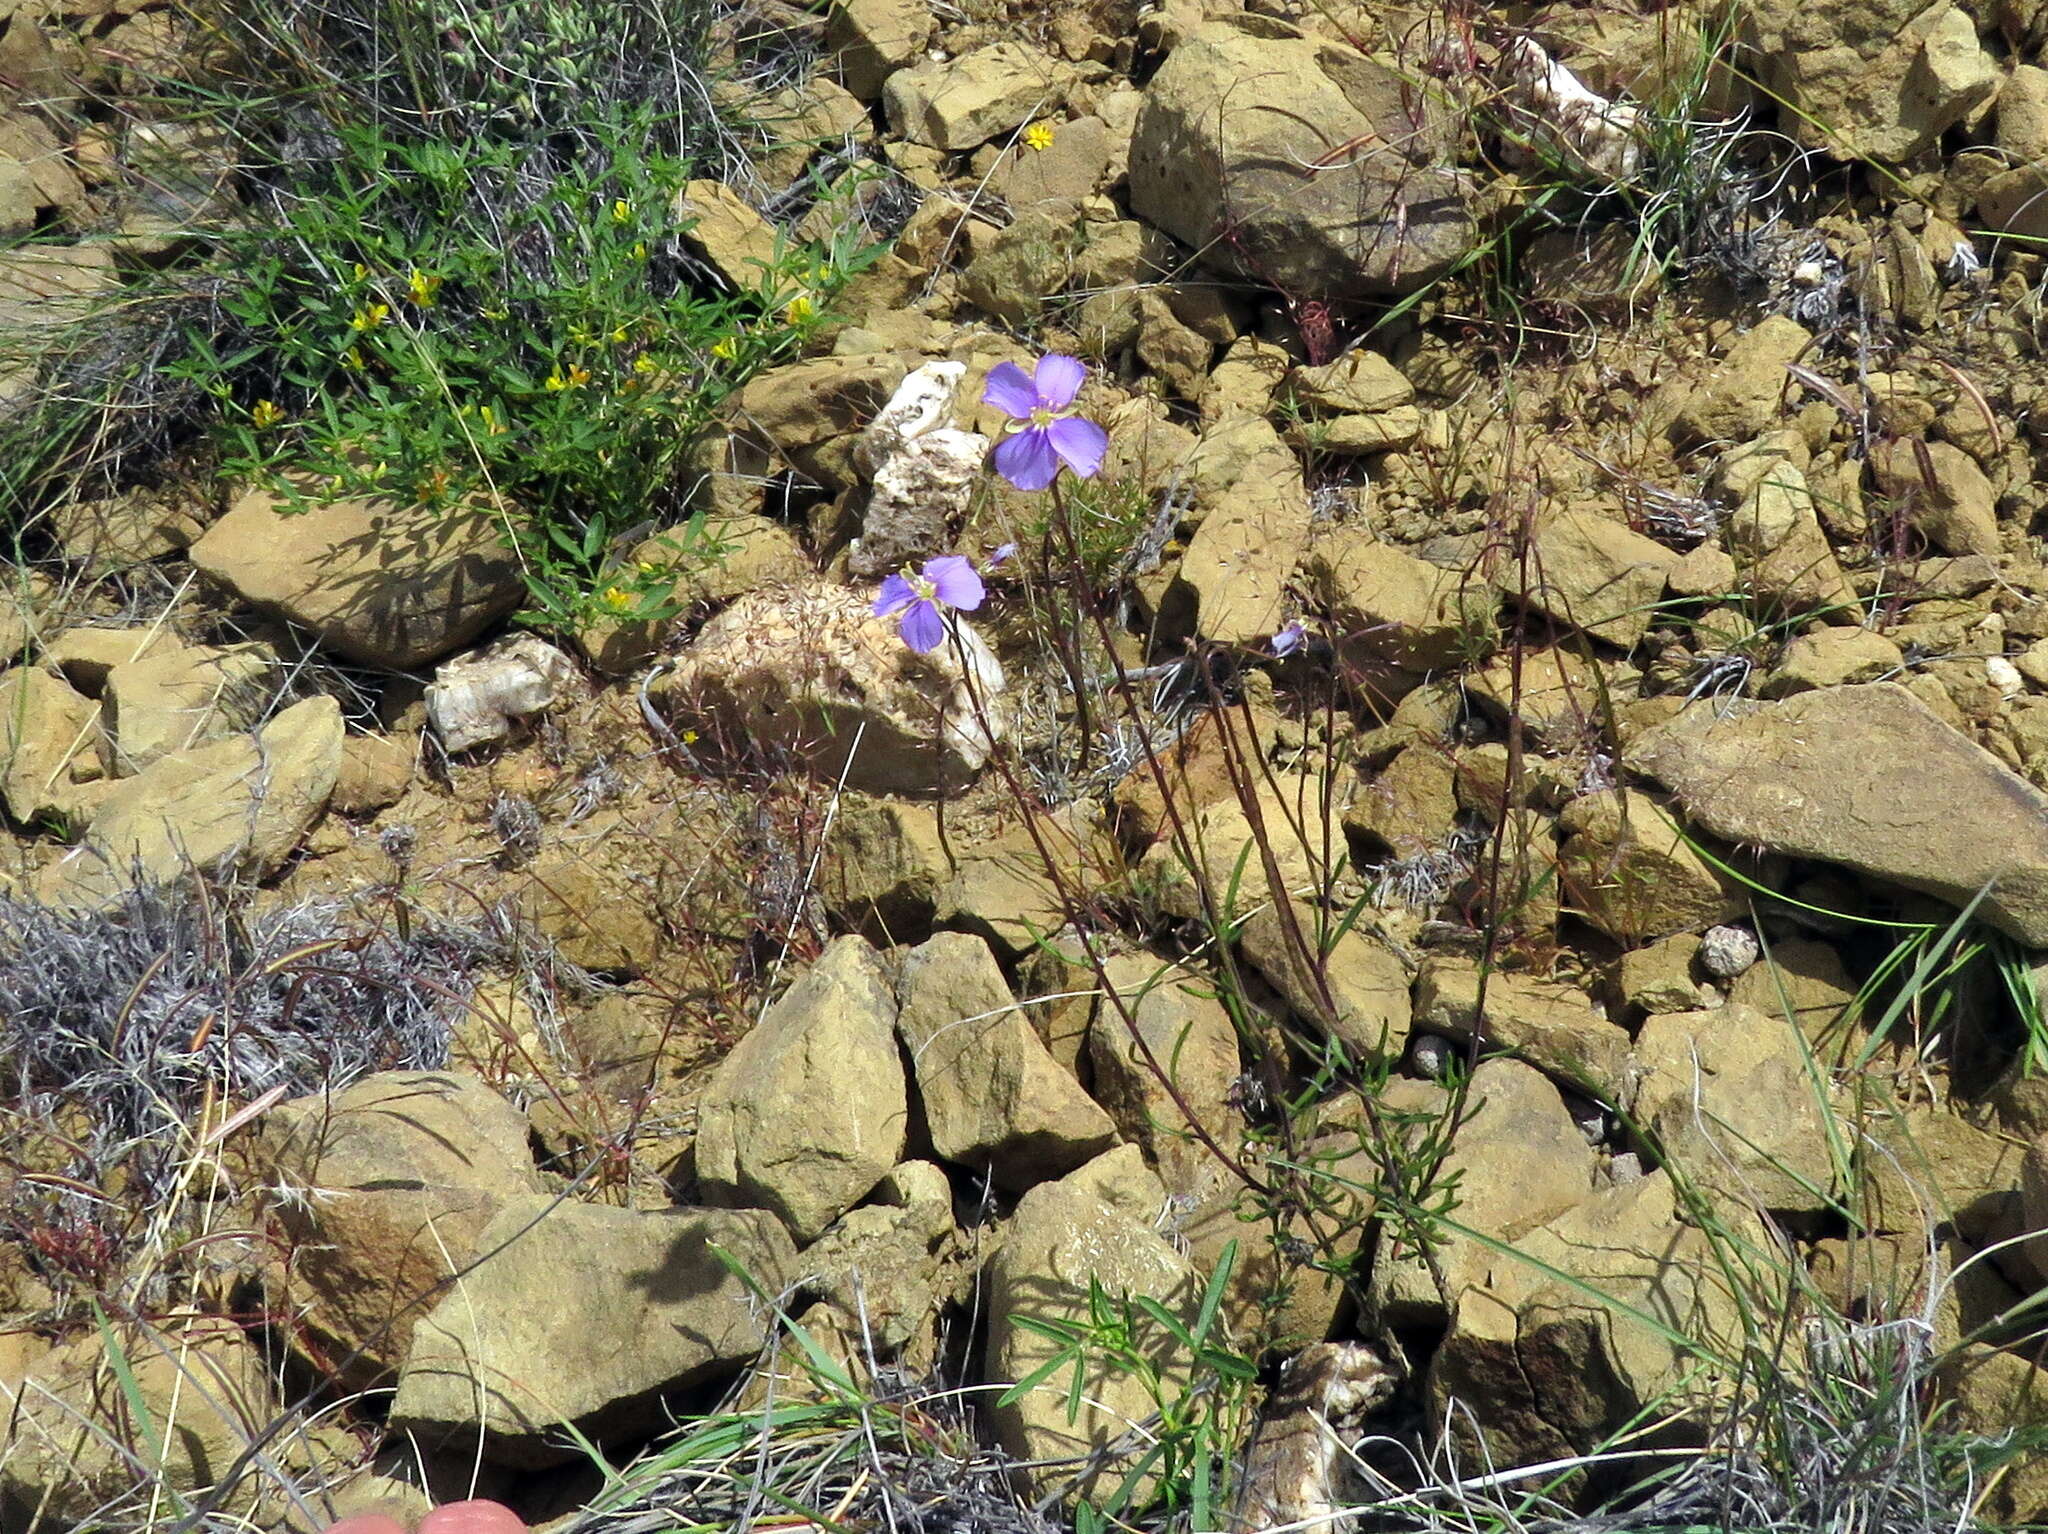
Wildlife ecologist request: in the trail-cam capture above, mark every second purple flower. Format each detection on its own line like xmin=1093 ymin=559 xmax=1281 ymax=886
xmin=983 ymin=354 xmax=1108 ymax=492
xmin=873 ymin=554 xmax=985 ymax=653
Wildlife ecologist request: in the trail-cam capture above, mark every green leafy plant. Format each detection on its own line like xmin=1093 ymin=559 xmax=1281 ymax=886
xmin=999 ymin=1241 xmax=1257 ymax=1524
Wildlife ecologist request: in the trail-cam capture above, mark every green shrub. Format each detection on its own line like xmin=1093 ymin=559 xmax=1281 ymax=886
xmin=4 ymin=0 xmax=883 ymax=628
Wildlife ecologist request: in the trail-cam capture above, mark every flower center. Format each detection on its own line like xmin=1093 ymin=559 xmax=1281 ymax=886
xmin=1028 ymin=405 xmax=1059 ymax=429
xmin=909 ymin=573 xmax=938 ymax=602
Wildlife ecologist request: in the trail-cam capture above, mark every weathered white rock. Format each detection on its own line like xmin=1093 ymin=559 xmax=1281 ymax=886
xmin=425 ymin=634 xmax=577 ymax=753
xmin=849 ymin=360 xmax=989 ymax=578
xmin=652 ymin=580 xmax=1005 ymax=796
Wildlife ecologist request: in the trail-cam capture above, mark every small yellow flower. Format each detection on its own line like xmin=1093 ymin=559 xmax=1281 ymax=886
xmin=350 ymin=302 xmax=389 ymax=331
xmin=406 ymin=269 xmax=443 ymax=307
xmin=681 ymin=729 xmax=699 ymax=746
xmin=341 ymin=347 xmax=366 ymax=371
xmin=611 ymin=199 xmax=633 ymax=223
xmin=609 ymin=324 xmax=629 ymax=343
xmin=636 ymin=560 xmax=660 ymax=575
xmin=710 ymin=335 xmax=740 ymax=362
xmin=784 ymin=293 xmax=815 ymax=325
xmin=544 ymin=364 xmax=592 ymax=392
xmin=631 ymin=241 xmax=648 ymax=260
xmin=601 ymin=586 xmax=634 ymax=612
xmin=478 ymin=404 xmax=508 ymax=436
xmin=416 ymin=467 xmax=450 ymax=501
xmin=249 ymin=399 xmax=284 ymax=429
xmin=633 ymin=354 xmax=657 ymax=375
xmin=1022 ymin=120 xmax=1056 ymax=152
xmin=351 ymin=262 xmax=368 ymax=281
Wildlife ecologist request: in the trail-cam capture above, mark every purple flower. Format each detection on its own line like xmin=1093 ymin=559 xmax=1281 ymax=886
xmin=986 ymin=541 xmax=1017 ymax=568
xmin=983 ymin=355 xmax=1109 ymax=491
xmin=873 ymin=554 xmax=985 ymax=653
xmin=1270 ymin=621 xmax=1306 ymax=657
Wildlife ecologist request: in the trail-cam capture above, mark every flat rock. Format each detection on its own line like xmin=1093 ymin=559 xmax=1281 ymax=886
xmin=190 ymin=484 xmax=523 ymax=669
xmin=894 ymin=931 xmax=1115 ymax=1190
xmin=1517 ymin=510 xmax=1678 ymax=648
xmin=883 ymin=41 xmax=1076 ymax=150
xmin=1625 ymin=683 xmax=2048 ymax=944
xmin=694 ymin=935 xmax=908 ymax=1240
xmin=390 ymin=1198 xmax=796 ymax=1465
xmin=1632 ymin=1003 xmax=1839 ymax=1212
xmin=252 ymin=1071 xmax=543 ymax=1386
xmin=1306 ymin=529 xmax=1494 ymax=672
xmin=1554 ymin=787 xmax=1737 ymax=942
xmin=1414 ymin=956 xmax=1633 ymax=1103
xmin=1129 ymin=19 xmax=1473 ymax=298
xmin=988 ymin=1155 xmax=1201 ymax=1501
xmin=673 ymin=180 xmax=779 ymax=290
xmin=0 ymin=1314 xmax=302 ymax=1526
xmin=0 ymin=665 xmax=99 ymax=826
xmin=1089 ymin=953 xmax=1242 ymax=1198
xmin=100 ymin=640 xmax=277 ymax=775
xmin=1238 ymin=898 xmax=1411 ymax=1066
xmin=38 ymin=695 xmax=343 ymax=907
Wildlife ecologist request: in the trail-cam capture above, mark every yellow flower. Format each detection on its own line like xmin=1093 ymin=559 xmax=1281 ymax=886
xmin=544 ymin=364 xmax=591 ymax=392
xmin=601 ymin=586 xmax=634 ymax=612
xmin=478 ymin=404 xmax=507 ymax=436
xmin=1022 ymin=120 xmax=1056 ymax=152
xmin=681 ymin=729 xmax=699 ymax=746
xmin=609 ymin=324 xmax=629 ymax=343
xmin=710 ymin=335 xmax=740 ymax=362
xmin=341 ymin=347 xmax=366 ymax=371
xmin=351 ymin=262 xmax=368 ymax=281
xmin=784 ymin=293 xmax=815 ymax=325
xmin=611 ymin=199 xmax=633 ymax=223
xmin=632 ymin=241 xmax=648 ymax=260
xmin=249 ymin=399 xmax=284 ymax=429
xmin=633 ymin=354 xmax=657 ymax=375
xmin=350 ymin=302 xmax=389 ymax=331
xmin=405 ymin=269 xmax=443 ymax=307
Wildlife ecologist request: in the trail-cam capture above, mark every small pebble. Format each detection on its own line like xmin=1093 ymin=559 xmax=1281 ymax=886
xmin=1407 ymin=1032 xmax=1456 ymax=1080
xmin=1608 ymin=1151 xmax=1644 ymax=1185
xmin=1986 ymin=655 xmax=2024 ymax=698
xmin=1699 ymin=923 xmax=1761 ymax=979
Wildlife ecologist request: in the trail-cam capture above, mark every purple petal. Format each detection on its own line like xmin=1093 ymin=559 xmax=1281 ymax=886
xmin=1033 ymin=354 xmax=1087 ymax=409
xmin=873 ymin=572 xmax=915 ymax=617
xmin=994 ymin=427 xmax=1060 ymax=491
xmin=1271 ymin=621 xmax=1306 ymax=657
xmin=982 ymin=361 xmax=1039 ymax=420
xmin=925 ymin=554 xmax=985 ymax=611
xmin=899 ymin=598 xmax=945 ymax=652
xmin=987 ymin=541 xmax=1017 ymax=568
xmin=1045 ymin=414 xmax=1108 ymax=479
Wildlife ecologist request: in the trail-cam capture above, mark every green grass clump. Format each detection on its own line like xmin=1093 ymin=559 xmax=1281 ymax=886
xmin=4 ymin=0 xmax=880 ymax=628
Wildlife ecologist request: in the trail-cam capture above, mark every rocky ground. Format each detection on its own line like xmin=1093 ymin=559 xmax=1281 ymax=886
xmin=12 ymin=0 xmax=2048 ymax=1528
